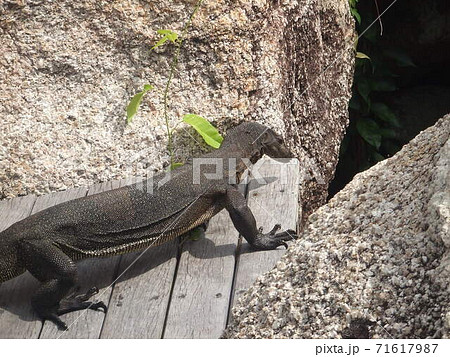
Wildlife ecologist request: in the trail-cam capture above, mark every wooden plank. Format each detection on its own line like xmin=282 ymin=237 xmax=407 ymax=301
xmin=231 ymin=158 xmax=299 ymax=306
xmin=99 ymin=238 xmax=178 ymax=338
xmin=40 ymin=180 xmax=127 ymax=339
xmin=95 ymin=175 xmax=170 ymax=338
xmin=99 ymin=178 xmax=179 ymax=338
xmin=0 ymin=195 xmax=37 ymax=232
xmin=162 ymin=208 xmax=239 ymax=339
xmin=0 ymin=195 xmax=38 ymax=338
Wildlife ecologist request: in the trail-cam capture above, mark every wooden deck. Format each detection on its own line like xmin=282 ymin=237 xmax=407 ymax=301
xmin=0 ymin=158 xmax=299 ymax=338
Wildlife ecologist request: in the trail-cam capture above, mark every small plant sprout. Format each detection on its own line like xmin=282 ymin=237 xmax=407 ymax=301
xmin=126 ymin=84 xmax=154 ymax=124
xmin=125 ymin=0 xmax=222 ymax=170
xmin=151 ymin=29 xmax=179 ymax=50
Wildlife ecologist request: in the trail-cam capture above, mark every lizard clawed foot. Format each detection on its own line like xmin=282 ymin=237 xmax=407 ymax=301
xmin=33 ymin=286 xmax=108 ymax=331
xmin=251 ymin=224 xmax=297 ymax=251
xmin=43 ymin=312 xmax=69 ymax=331
xmin=32 ymin=305 xmax=69 ymax=331
xmin=57 ymin=286 xmax=107 ymax=317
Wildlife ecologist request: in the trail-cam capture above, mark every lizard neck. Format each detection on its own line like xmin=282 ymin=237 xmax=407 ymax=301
xmin=218 ymin=141 xmax=263 ymax=179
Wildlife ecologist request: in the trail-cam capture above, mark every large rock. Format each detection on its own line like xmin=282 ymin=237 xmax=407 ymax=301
xmin=0 ymin=0 xmax=354 ymax=222
xmin=224 ymin=116 xmax=450 ymax=338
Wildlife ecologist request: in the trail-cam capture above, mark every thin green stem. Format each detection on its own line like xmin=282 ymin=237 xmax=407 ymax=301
xmin=163 ymin=0 xmax=203 ymax=168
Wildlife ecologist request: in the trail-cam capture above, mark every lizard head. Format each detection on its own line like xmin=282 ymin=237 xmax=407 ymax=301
xmin=225 ymin=122 xmax=293 ymax=162
xmin=257 ymin=126 xmax=293 ymax=160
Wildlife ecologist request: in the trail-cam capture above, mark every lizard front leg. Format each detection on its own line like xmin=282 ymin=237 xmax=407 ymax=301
xmin=19 ymin=240 xmax=106 ymax=330
xmin=224 ymin=186 xmax=297 ymax=250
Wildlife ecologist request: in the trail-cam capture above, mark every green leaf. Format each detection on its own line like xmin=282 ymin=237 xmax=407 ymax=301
xmin=383 ymin=48 xmax=416 ymax=67
xmin=170 ymin=162 xmax=184 ymax=170
xmin=348 ymin=0 xmax=359 ymax=9
xmin=183 ymin=114 xmax=224 ymax=149
xmin=379 ymin=128 xmax=397 ymax=139
xmin=369 ymin=78 xmax=397 ymax=92
xmin=157 ymin=29 xmax=179 ymax=43
xmin=382 ymin=141 xmax=401 ymax=156
xmin=188 ymin=227 xmax=204 ymax=241
xmin=356 ymin=119 xmax=381 ymax=149
xmin=152 ymin=29 xmax=179 ymax=50
xmin=362 ymin=24 xmax=377 ymax=43
xmin=152 ymin=36 xmax=168 ymax=50
xmin=373 ymin=65 xmax=397 ymax=78
xmin=371 ymin=151 xmax=385 ymax=162
xmin=348 ymin=96 xmax=361 ymax=111
xmin=350 ymin=8 xmax=361 ymax=24
xmin=180 ymin=226 xmax=205 ymax=246
xmin=126 ymin=84 xmax=154 ymax=123
xmin=353 ymin=37 xmax=359 ymax=51
xmin=356 ymin=52 xmax=370 ymax=60
xmin=371 ymin=102 xmax=400 ymax=127
xmin=357 ymin=77 xmax=371 ymax=104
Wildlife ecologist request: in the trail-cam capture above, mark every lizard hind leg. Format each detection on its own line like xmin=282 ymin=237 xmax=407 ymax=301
xmin=19 ymin=239 xmax=106 ymax=330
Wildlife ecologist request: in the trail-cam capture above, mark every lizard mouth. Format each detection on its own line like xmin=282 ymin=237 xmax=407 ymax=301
xmin=264 ymin=143 xmax=294 ymax=160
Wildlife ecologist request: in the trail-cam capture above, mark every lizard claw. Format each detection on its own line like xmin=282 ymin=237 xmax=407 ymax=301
xmin=90 ymin=301 xmax=108 ymax=313
xmin=39 ymin=312 xmax=69 ymax=331
xmin=86 ymin=286 xmax=99 ymax=296
xmin=57 ymin=286 xmax=107 ymax=316
xmin=269 ymin=224 xmax=282 ymax=235
xmin=280 ymin=229 xmax=298 ymax=241
xmin=251 ymin=226 xmax=297 ymax=251
xmin=52 ymin=316 xmax=69 ymax=331
xmin=65 ymin=286 xmax=99 ymax=302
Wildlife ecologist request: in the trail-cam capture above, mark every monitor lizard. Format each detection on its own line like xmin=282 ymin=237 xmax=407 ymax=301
xmin=0 ymin=121 xmax=297 ymax=330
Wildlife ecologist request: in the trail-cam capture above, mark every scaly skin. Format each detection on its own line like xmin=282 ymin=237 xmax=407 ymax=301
xmin=0 ymin=121 xmax=297 ymax=330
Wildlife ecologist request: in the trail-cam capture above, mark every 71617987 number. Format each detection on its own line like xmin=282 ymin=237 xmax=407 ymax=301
xmin=376 ymin=344 xmax=438 ymax=354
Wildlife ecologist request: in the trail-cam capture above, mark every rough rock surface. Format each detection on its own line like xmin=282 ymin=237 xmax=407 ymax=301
xmin=0 ymin=0 xmax=354 ymax=223
xmin=224 ymin=116 xmax=450 ymax=339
